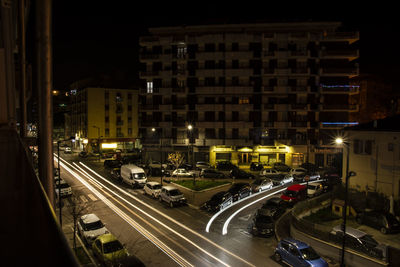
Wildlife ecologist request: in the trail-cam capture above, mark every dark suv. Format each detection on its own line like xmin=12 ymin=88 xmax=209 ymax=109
xmin=200 ymin=169 xmax=225 ymax=178
xmin=228 ymin=183 xmax=252 ymax=202
xmin=216 ymin=161 xmax=238 ymax=171
xmin=201 ymin=191 xmax=233 ymax=212
xmin=356 ymin=211 xmax=400 ymax=234
xmin=104 ymin=159 xmax=121 ymax=169
xmin=229 ymin=168 xmax=255 ymax=179
xmin=259 ymin=197 xmax=287 ymax=219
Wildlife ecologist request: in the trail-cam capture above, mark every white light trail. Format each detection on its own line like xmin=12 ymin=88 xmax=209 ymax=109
xmin=77 ymin=161 xmax=255 ymax=267
xmin=221 ymin=180 xmax=325 ymax=235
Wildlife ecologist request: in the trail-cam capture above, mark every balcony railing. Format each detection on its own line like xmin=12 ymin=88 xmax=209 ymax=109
xmin=1 ymin=129 xmax=79 ymax=266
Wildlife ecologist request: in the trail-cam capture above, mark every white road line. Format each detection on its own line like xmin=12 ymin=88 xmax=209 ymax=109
xmin=87 ymin=194 xmax=97 ymax=201
xmin=79 ymin=195 xmax=88 ymax=203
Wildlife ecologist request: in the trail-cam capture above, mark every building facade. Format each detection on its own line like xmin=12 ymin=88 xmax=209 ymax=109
xmin=70 ymin=87 xmax=139 ymax=153
xmin=344 ymin=115 xmax=400 ymax=199
xmin=139 ymin=22 xmax=359 ymax=167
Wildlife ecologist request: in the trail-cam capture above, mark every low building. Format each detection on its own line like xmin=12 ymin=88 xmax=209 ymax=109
xmin=344 ymin=115 xmax=400 ymax=199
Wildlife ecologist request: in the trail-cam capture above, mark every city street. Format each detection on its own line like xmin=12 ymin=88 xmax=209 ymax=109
xmin=56 ymin=152 xmax=283 ymax=266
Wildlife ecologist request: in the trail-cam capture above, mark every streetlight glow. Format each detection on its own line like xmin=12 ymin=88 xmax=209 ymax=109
xmin=335 ymin=137 xmax=343 ymax=145
xmin=187 ymin=125 xmax=193 ymax=130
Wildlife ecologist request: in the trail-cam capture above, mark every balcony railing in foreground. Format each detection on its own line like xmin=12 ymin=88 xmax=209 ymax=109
xmin=0 ymin=129 xmax=79 ymax=267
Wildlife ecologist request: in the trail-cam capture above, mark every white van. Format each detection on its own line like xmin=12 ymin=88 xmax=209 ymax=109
xmin=120 ymin=164 xmax=147 ymax=188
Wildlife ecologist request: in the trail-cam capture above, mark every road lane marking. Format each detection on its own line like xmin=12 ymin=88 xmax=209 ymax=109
xmin=79 ymin=195 xmax=88 ymax=202
xmin=87 ymin=194 xmax=97 ymax=201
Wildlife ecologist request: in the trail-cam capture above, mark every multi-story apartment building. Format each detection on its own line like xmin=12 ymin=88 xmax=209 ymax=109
xmin=139 ymin=22 xmax=359 ymax=167
xmin=70 ymin=87 xmax=139 ymax=153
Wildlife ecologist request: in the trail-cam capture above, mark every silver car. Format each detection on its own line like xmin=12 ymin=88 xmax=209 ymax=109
xmin=271 ymin=174 xmax=294 ymax=186
xmin=251 ymin=178 xmax=273 ymax=193
xmin=78 ymin=213 xmax=109 ymax=245
xmin=144 ymin=181 xmax=162 ymax=198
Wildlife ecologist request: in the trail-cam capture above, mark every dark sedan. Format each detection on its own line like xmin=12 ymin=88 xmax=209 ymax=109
xmin=229 ymin=168 xmax=255 ymax=179
xmin=259 ymin=197 xmax=288 ymax=219
xmin=200 ymin=169 xmax=225 ymax=178
xmin=104 ymin=159 xmax=122 ymax=169
xmin=252 ymin=209 xmax=276 ymax=237
xmin=228 ymin=183 xmax=252 ymax=202
xmin=201 ymin=191 xmax=233 ymax=212
xmin=356 ymin=211 xmax=400 ymax=234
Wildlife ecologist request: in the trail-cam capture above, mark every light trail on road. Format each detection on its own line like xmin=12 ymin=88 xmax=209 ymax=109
xmin=55 ymin=155 xmax=257 ymax=267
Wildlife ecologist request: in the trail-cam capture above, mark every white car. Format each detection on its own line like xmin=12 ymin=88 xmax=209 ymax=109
xmin=260 ymin=168 xmax=281 ymax=177
xmin=78 ymin=213 xmax=109 ymax=245
xmin=148 ymin=161 xmax=167 ymax=169
xmin=307 ymin=182 xmax=324 ymax=197
xmin=55 ymin=180 xmax=72 ymax=198
xmin=289 ymin=167 xmax=307 ymax=177
xmin=144 ymin=181 xmax=162 ymax=198
xmin=171 ymin=168 xmax=195 ymax=178
xmin=271 ymin=174 xmax=294 ymax=186
xmin=159 ymin=186 xmax=187 ymax=207
xmin=64 ymin=147 xmax=72 ymax=153
xmin=251 ymin=178 xmax=273 ymax=193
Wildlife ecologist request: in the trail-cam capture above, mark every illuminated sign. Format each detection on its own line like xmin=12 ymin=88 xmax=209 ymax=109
xmin=101 ymin=143 xmax=117 ymax=149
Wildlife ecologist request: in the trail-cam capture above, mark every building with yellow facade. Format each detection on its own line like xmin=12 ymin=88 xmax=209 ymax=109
xmin=70 ymin=87 xmax=139 ymax=154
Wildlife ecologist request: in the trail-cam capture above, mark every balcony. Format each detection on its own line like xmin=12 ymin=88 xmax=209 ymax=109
xmin=263 ymin=103 xmax=275 ymax=110
xmin=321 ymin=31 xmax=359 ymax=43
xmin=195 ymin=104 xmax=224 ymax=111
xmin=319 ymin=50 xmax=359 ymax=59
xmin=196 ymin=86 xmax=224 ymax=94
xmin=291 ymin=121 xmax=308 ymax=127
xmin=140 ymin=104 xmax=159 ymax=110
xmin=196 ymin=121 xmax=224 ymax=128
xmin=139 ymin=71 xmax=159 ymax=77
xmin=322 ymin=104 xmax=358 ymax=111
xmin=291 ymin=103 xmax=308 ymax=110
xmin=1 ymin=129 xmax=79 ymax=266
xmin=172 ymin=104 xmax=186 ymax=110
xmin=320 ymin=85 xmax=359 ymax=94
xmin=320 ymin=67 xmax=359 ymax=76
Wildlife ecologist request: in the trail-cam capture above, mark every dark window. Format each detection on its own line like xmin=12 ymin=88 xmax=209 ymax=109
xmin=354 ymin=139 xmax=363 ymax=154
xmin=205 ymin=97 xmax=215 ymax=104
xmin=205 ymin=128 xmax=216 ymax=138
xmin=232 ymin=60 xmax=239 ymax=69
xmin=218 ymin=112 xmax=225 ymax=121
xmin=205 ymin=111 xmax=215 ymax=121
xmin=232 ymin=128 xmax=239 ymax=138
xmin=218 ymin=60 xmax=225 ymax=69
xmin=205 ymin=77 xmax=215 ymax=86
xmin=219 ymin=128 xmax=225 ymax=139
xmin=232 ymin=43 xmax=239 ymax=51
xmin=365 ymin=140 xmax=372 ymax=155
xmin=218 ymin=77 xmax=226 ymax=86
xmin=205 ymin=43 xmax=215 ymax=52
xmin=105 ymin=117 xmax=109 ymax=123
xmin=232 ymin=111 xmax=239 ymax=121
xmin=232 ymin=77 xmax=239 ymax=86
xmin=105 ymin=105 xmax=109 ymax=111
xmin=205 ymin=60 xmax=215 ymax=69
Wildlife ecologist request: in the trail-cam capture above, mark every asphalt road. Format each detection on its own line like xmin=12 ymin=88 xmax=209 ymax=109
xmin=56 ymin=152 xmax=286 ymax=267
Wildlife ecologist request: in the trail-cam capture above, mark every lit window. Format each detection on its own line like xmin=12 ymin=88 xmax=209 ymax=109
xmin=239 ymin=97 xmax=249 ymax=104
xmin=147 ymin=82 xmax=153 ymax=93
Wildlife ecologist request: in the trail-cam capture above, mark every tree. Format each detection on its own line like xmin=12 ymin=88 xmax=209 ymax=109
xmin=67 ymin=194 xmax=89 ymax=251
xmin=167 ymin=152 xmax=185 ymax=170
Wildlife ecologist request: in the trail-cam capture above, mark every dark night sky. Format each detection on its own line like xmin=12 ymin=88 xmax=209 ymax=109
xmin=51 ymin=2 xmax=400 ymax=90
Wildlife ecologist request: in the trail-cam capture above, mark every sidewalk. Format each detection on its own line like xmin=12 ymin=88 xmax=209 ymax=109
xmin=57 ymin=205 xmax=97 ymax=266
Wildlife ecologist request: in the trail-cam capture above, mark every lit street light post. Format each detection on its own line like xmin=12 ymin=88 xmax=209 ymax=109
xmin=187 ymin=124 xmax=193 ymax=166
xmin=92 ymin=125 xmax=101 ymax=161
xmin=335 ymin=137 xmax=356 ymax=267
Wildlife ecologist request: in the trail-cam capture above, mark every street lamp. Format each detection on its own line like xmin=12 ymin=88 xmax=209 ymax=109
xmin=335 ymin=137 xmax=356 ymax=267
xmin=57 ymin=136 xmax=75 ymax=226
xmin=187 ymin=124 xmax=193 ymax=166
xmin=152 ymin=128 xmax=163 ymax=185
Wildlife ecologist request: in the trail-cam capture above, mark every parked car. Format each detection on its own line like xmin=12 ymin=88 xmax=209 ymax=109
xmin=178 ymin=163 xmax=193 ymax=170
xmin=229 ymin=168 xmax=255 ymax=179
xmin=148 ymin=161 xmax=168 ymax=169
xmin=251 ymin=178 xmax=273 ymax=193
xmin=228 ymin=183 xmax=252 ymax=202
xmin=260 ymin=168 xmax=281 ymax=177
xmin=110 ymin=167 xmax=122 ymax=182
xmin=201 ymin=191 xmax=233 ymax=212
xmin=274 ymin=238 xmax=328 ymax=267
xmin=171 ymin=168 xmax=195 ymax=178
xmin=78 ymin=213 xmax=109 ymax=246
xmin=289 ymin=167 xmax=307 ymax=179
xmin=302 ymin=171 xmax=320 ymax=182
xmin=55 ymin=180 xmax=72 ymax=198
xmin=64 ymin=147 xmax=72 ymax=154
xmin=159 ymin=186 xmax=187 ymax=207
xmin=216 ymin=161 xmax=238 ymax=171
xmin=199 ymin=169 xmax=225 ymax=178
xmin=120 ymin=164 xmax=147 ymax=188
xmin=330 ymin=225 xmax=387 ymax=259
xmin=92 ymin=233 xmax=129 ymax=266
xmin=250 ymin=162 xmax=264 ymax=171
xmin=144 ymin=181 xmax=162 ymax=198
xmin=196 ymin=161 xmax=211 ymax=170
xmin=272 ymin=162 xmax=291 ymax=173
xmin=78 ymin=151 xmax=88 ymax=158
xmin=104 ymin=159 xmax=122 ymax=169
xmin=300 ymin=162 xmax=318 ymax=172
xmin=280 ymin=184 xmax=307 ymax=205
xmin=356 ymin=211 xmax=400 ymax=234
xmin=259 ymin=197 xmax=287 ymax=219
xmin=270 ymin=174 xmax=294 ymax=186
xmin=252 ymin=209 xmax=275 ymax=237
xmin=307 ymin=182 xmax=325 ymax=197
